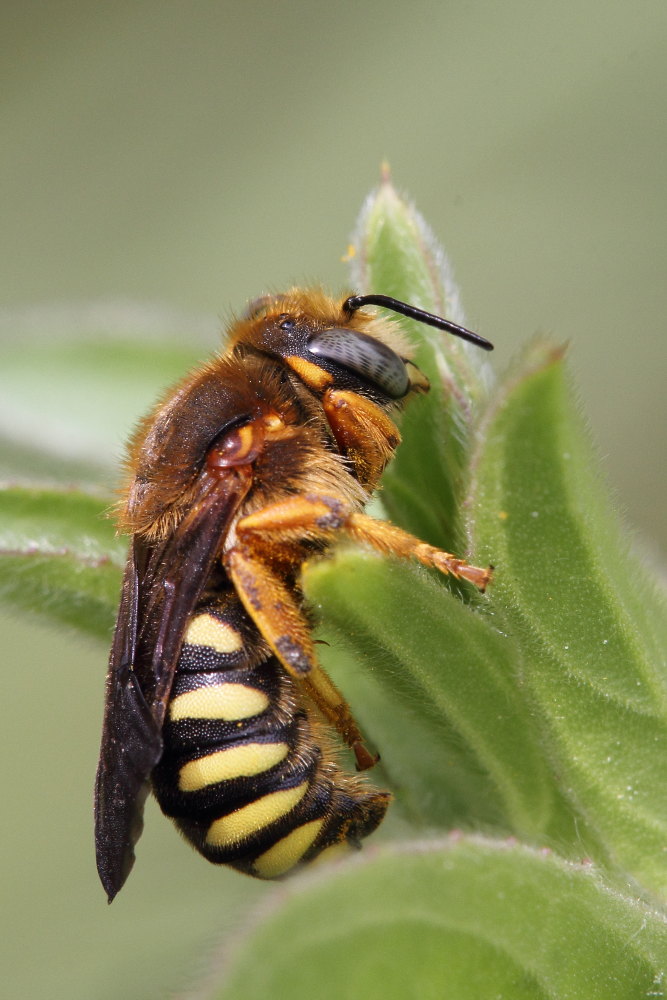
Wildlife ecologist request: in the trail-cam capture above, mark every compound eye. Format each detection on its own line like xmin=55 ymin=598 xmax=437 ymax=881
xmin=308 ymin=328 xmax=410 ymax=399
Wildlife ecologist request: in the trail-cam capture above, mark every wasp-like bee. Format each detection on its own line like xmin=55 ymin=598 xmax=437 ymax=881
xmin=94 ymin=289 xmax=493 ymax=901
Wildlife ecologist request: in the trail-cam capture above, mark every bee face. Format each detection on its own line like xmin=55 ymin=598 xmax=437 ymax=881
xmin=229 ymin=289 xmax=422 ymax=401
xmin=95 ymin=286 xmax=493 ymax=901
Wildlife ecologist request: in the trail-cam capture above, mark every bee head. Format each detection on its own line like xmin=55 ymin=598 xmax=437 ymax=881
xmin=228 ymin=288 xmax=492 ymax=403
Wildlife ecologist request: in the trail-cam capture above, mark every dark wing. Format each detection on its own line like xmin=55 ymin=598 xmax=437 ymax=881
xmin=94 ymin=469 xmax=252 ymax=902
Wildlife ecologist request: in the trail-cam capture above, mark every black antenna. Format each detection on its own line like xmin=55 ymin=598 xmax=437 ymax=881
xmin=344 ymin=293 xmax=494 ymax=351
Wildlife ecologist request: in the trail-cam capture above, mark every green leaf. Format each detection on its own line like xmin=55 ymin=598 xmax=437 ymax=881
xmin=0 ymin=484 xmax=122 ymax=639
xmin=205 ymin=837 xmax=667 ymax=1000
xmin=306 ymin=551 xmax=571 ymax=844
xmin=470 ymin=343 xmax=667 ymax=895
xmin=350 ymin=173 xmax=493 ymax=550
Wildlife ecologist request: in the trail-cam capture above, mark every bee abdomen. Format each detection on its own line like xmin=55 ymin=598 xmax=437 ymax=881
xmin=152 ymin=597 xmax=389 ymax=879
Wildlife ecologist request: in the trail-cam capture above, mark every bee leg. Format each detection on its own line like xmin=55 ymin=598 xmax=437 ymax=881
xmin=236 ymin=495 xmax=492 ymax=591
xmin=302 ymin=666 xmax=379 ymax=771
xmin=225 ymin=544 xmax=316 ymax=676
xmin=321 ymin=388 xmax=401 ymax=491
xmin=224 ymin=545 xmax=378 ymax=771
xmin=345 ymin=512 xmax=493 ymax=591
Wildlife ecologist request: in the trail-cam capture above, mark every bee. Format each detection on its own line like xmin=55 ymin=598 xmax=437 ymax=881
xmin=94 ymin=288 xmax=493 ymax=901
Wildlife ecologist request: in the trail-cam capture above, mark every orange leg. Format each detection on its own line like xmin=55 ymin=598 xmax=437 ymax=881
xmin=227 ymin=492 xmax=490 ymax=769
xmin=322 ymin=389 xmax=401 ymax=491
xmin=224 ymin=544 xmax=377 ymax=770
xmin=347 ymin=512 xmax=493 ymax=591
xmin=236 ymin=493 xmax=492 ymax=591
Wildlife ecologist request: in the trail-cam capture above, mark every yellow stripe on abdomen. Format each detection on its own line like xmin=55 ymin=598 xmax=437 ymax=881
xmin=205 ymin=782 xmax=309 ymax=848
xmin=184 ymin=613 xmax=243 ymax=653
xmin=178 ymin=743 xmax=289 ymax=791
xmin=253 ymin=818 xmax=324 ymax=878
xmin=169 ymin=683 xmax=269 ymax=722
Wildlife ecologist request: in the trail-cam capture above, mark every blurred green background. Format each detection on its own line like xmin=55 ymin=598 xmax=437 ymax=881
xmin=1 ymin=2 xmax=665 ymax=997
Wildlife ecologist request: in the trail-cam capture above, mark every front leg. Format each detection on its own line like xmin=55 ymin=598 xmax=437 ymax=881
xmin=321 ymin=388 xmax=401 ymax=491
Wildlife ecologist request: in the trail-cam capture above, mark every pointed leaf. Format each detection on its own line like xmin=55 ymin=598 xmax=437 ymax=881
xmin=470 ymin=343 xmax=667 ymax=894
xmin=350 ymin=174 xmax=493 ymax=550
